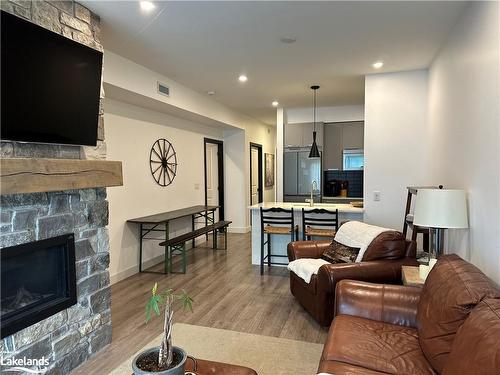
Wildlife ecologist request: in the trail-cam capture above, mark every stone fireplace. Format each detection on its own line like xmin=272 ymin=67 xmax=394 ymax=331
xmin=0 ymin=1 xmax=112 ymax=374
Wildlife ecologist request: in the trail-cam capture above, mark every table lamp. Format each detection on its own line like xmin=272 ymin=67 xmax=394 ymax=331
xmin=413 ymin=189 xmax=468 ymax=258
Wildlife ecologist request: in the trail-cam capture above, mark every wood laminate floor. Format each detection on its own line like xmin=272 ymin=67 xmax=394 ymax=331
xmin=73 ymin=233 xmax=328 ymax=374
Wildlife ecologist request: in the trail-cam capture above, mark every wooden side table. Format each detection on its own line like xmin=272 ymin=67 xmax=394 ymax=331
xmin=402 ymin=266 xmax=426 ymax=287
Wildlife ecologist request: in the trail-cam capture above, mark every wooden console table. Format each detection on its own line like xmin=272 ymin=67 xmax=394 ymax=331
xmin=402 ymin=266 xmax=426 ymax=287
xmin=127 ymin=205 xmax=219 ymax=274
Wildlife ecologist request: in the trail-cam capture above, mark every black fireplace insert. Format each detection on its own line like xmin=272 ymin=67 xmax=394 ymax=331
xmin=1 ymin=234 xmax=77 ymax=338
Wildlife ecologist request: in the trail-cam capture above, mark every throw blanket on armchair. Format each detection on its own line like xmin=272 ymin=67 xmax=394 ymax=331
xmin=288 ymin=221 xmax=393 ymax=283
xmin=287 ymin=258 xmax=330 ymax=283
xmin=334 ymin=221 xmax=393 ymax=262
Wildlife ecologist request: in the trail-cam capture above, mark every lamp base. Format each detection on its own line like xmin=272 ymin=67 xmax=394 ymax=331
xmin=429 ymin=227 xmax=445 ymax=258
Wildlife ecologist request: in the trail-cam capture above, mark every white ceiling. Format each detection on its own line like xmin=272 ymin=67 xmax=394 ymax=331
xmin=83 ymin=1 xmax=467 ymax=125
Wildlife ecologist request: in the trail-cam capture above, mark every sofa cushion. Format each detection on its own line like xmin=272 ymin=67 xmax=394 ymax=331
xmin=322 ymin=315 xmax=435 ymax=374
xmin=318 ymin=361 xmax=388 ymax=374
xmin=321 ymin=239 xmax=360 ymax=263
xmin=417 ymin=254 xmax=500 ymax=372
xmin=362 ymin=231 xmax=407 ymax=261
xmin=442 ymin=298 xmax=500 ymax=375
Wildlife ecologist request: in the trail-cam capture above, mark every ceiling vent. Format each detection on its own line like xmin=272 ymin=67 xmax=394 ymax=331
xmin=157 ymin=81 xmax=170 ymax=97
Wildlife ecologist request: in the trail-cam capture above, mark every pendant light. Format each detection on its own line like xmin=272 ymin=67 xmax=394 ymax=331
xmin=308 ymin=85 xmax=321 ymax=158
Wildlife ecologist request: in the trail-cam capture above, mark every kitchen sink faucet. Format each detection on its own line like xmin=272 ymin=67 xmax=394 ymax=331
xmin=306 ymin=180 xmax=318 ymax=207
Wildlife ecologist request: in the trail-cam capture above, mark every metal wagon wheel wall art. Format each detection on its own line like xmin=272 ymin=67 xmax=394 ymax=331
xmin=149 ymin=139 xmax=178 ymax=186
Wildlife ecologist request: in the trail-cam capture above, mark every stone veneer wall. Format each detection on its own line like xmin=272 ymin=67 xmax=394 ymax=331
xmin=0 ymin=1 xmax=111 ymax=374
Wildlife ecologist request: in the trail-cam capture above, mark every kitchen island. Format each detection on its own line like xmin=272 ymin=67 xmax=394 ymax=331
xmin=248 ymin=202 xmax=364 ymax=266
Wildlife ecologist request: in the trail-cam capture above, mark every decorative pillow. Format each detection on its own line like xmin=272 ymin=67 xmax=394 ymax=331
xmin=321 ymin=240 xmax=360 ymax=264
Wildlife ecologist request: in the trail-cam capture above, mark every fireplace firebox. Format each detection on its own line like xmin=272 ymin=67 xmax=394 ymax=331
xmin=1 ymin=234 xmax=77 ymax=338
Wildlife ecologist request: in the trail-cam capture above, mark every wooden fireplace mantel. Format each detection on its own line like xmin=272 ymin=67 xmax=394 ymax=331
xmin=0 ymin=158 xmax=123 ymax=195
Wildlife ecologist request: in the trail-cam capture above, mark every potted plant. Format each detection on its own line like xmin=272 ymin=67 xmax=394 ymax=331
xmin=132 ymin=283 xmax=193 ymax=375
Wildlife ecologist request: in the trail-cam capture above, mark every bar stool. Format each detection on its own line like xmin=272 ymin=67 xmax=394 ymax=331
xmin=260 ymin=207 xmax=298 ymax=275
xmin=302 ymin=208 xmax=338 ymax=241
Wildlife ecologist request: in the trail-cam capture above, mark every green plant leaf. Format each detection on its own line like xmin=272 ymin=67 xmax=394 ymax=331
xmin=178 ymin=290 xmax=194 ymax=312
xmin=145 ymin=301 xmax=152 ymax=323
xmin=152 ymin=298 xmax=161 ymax=316
xmin=160 ymin=288 xmax=173 ymax=303
xmin=145 ymin=284 xmax=193 ymax=323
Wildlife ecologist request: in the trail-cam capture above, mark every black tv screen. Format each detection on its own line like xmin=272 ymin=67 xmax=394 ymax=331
xmin=1 ymin=11 xmax=103 ymax=146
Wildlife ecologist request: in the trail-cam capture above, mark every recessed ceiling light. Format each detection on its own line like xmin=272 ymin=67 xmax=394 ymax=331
xmin=207 ymin=91 xmax=216 ymax=96
xmin=372 ymin=61 xmax=384 ymax=69
xmin=238 ymin=75 xmax=248 ymax=82
xmin=280 ymin=37 xmax=297 ymax=44
xmin=272 ymin=101 xmax=279 ymax=107
xmin=140 ymin=1 xmax=155 ymax=12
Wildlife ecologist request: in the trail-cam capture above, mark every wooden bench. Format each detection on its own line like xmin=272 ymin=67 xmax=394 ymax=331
xmin=159 ymin=221 xmax=232 ymax=273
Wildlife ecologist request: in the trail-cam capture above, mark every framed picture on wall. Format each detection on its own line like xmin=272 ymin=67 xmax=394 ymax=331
xmin=265 ymin=153 xmax=275 ymax=187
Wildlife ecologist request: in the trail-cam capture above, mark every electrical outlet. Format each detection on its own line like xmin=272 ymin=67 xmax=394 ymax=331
xmin=194 ymin=183 xmax=200 ymax=190
xmin=373 ymin=191 xmax=381 ymax=202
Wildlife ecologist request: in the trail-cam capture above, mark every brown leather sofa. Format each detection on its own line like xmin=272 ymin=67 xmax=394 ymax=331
xmin=319 ymin=254 xmax=500 ymax=374
xmin=287 ymin=233 xmax=418 ymax=326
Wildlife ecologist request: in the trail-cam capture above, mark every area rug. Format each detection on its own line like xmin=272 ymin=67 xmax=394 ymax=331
xmin=111 ymin=323 xmax=323 ymax=375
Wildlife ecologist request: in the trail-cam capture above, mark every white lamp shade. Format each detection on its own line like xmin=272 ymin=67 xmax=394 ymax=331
xmin=413 ymin=189 xmax=469 ymax=229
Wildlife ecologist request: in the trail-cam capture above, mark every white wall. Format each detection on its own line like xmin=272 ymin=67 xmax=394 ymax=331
xmin=223 ymin=128 xmax=247 ymax=232
xmin=427 ymin=1 xmax=500 ymax=282
xmin=245 ymin=123 xmax=276 ymax=204
xmin=105 ymin=99 xmax=223 ymax=283
xmin=276 ymin=108 xmax=285 ymax=201
xmin=364 ymin=70 xmax=430 ymax=230
xmin=105 ymin=51 xmax=250 ymax=130
xmin=104 ymin=52 xmax=276 ymax=282
xmin=104 ymin=50 xmax=276 ymax=227
xmin=286 ymin=105 xmax=364 ymax=124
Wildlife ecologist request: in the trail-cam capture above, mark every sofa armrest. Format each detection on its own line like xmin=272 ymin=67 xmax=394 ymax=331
xmin=317 ymin=258 xmax=416 ymax=290
xmin=287 ymin=240 xmax=331 ymax=261
xmin=334 ymin=280 xmax=421 ymax=328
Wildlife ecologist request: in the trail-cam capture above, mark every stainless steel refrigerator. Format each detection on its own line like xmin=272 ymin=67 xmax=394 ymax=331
xmin=284 ymin=148 xmax=322 ymax=202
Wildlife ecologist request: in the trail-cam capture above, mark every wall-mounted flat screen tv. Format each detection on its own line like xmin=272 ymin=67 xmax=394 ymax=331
xmin=1 ymin=11 xmax=103 ymax=146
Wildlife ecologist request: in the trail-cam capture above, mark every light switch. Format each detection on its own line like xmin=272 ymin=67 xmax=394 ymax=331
xmin=374 ymin=191 xmax=381 ymax=202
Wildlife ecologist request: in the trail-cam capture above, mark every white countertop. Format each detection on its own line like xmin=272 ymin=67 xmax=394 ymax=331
xmin=248 ymin=202 xmax=364 ymax=213
xmin=322 ymin=196 xmax=363 ymax=200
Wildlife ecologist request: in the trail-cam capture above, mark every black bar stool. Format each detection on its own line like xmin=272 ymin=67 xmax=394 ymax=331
xmin=260 ymin=207 xmax=298 ymax=275
xmin=302 ymin=208 xmax=338 ymax=241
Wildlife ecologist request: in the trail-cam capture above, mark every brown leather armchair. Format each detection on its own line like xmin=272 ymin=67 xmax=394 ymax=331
xmin=319 ymin=255 xmax=500 ymax=374
xmin=287 ymin=234 xmax=419 ymax=326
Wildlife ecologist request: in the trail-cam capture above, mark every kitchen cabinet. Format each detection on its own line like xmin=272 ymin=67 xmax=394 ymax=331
xmin=323 ymin=121 xmax=364 ymax=170
xmin=342 ymin=123 xmax=364 ymax=149
xmin=284 ymin=123 xmax=303 ymax=147
xmin=285 ymin=122 xmax=324 ymax=148
xmin=302 ymin=122 xmax=324 ymax=147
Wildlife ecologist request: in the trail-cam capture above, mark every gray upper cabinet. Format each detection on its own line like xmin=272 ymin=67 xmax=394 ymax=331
xmin=285 ymin=122 xmax=324 ymax=148
xmin=284 ymin=123 xmax=303 ymax=147
xmin=342 ymin=122 xmax=364 ymax=149
xmin=323 ymin=121 xmax=364 ymax=170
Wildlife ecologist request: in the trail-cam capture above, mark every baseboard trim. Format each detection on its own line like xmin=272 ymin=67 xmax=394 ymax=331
xmin=110 ymin=238 xmax=204 ymax=284
xmin=110 ymin=253 xmax=167 ymax=284
xmin=228 ymin=226 xmax=250 ymax=234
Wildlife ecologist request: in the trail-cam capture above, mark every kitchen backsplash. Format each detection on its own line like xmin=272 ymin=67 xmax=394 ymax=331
xmin=324 ymin=170 xmax=363 ymax=198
